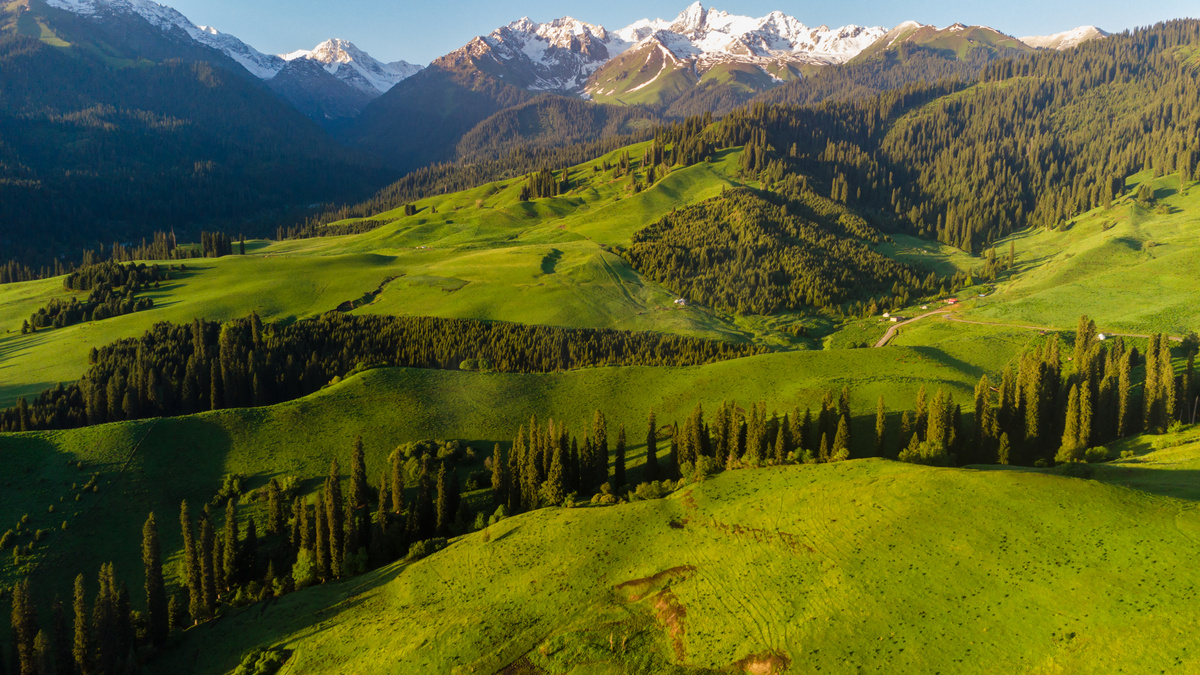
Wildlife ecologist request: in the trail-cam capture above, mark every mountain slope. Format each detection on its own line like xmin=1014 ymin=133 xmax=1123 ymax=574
xmin=1019 ymin=26 xmax=1110 ymax=50
xmin=0 ymin=0 xmax=393 ymax=260
xmin=853 ymin=21 xmax=1032 ymax=61
xmin=37 ymin=0 xmax=421 ymax=124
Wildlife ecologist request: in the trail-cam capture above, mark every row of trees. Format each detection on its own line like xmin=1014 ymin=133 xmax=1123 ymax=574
xmin=0 ymin=313 xmax=762 ymax=432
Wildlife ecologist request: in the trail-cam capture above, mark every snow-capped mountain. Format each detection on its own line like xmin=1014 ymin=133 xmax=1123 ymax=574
xmin=613 ymin=3 xmax=885 ymax=67
xmin=1019 ymin=26 xmax=1109 ymax=51
xmin=437 ymin=3 xmax=885 ymax=105
xmin=282 ymin=39 xmax=421 ymax=96
xmin=45 ymin=0 xmax=284 ymax=77
xmin=42 ymin=0 xmax=421 ymax=124
xmin=439 ymin=17 xmax=630 ymax=93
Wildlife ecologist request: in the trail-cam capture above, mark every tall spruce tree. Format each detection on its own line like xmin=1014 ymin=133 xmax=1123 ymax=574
xmin=435 ymin=463 xmax=453 ymax=537
xmin=198 ymin=509 xmax=216 ymax=619
xmin=267 ymin=479 xmax=284 ymax=536
xmin=142 ymin=512 xmax=168 ymax=647
xmin=325 ymin=460 xmax=344 ymax=578
xmin=179 ymin=501 xmax=201 ymax=626
xmin=314 ymin=491 xmax=330 ymax=580
xmin=593 ymin=410 xmax=609 ymax=489
xmin=72 ymin=575 xmax=89 ymax=675
xmin=831 ymin=416 xmax=851 ymax=461
xmin=350 ymin=436 xmax=369 ymax=526
xmin=222 ymin=499 xmax=239 ymax=589
xmin=11 ymin=579 xmax=36 ymax=675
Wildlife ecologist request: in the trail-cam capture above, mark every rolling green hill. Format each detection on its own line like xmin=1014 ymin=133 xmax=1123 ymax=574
xmin=152 ymin=446 xmax=1200 ymax=673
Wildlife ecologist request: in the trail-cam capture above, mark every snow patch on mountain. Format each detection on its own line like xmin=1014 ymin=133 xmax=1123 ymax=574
xmin=46 ymin=0 xmax=282 ymax=77
xmin=613 ymin=3 xmax=886 ymax=67
xmin=1019 ymin=26 xmax=1109 ymax=50
xmin=281 ymin=39 xmax=420 ymax=95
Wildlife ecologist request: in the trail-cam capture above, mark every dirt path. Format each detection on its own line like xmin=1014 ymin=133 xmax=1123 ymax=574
xmin=873 ymin=310 xmax=950 ymax=347
xmin=873 ymin=310 xmax=1185 ymax=348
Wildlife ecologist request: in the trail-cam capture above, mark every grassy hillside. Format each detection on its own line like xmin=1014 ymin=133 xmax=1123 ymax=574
xmin=153 ymin=451 xmax=1200 ymax=673
xmin=0 ymin=320 xmax=1041 ymax=598
xmin=962 ymin=173 xmax=1200 ymax=335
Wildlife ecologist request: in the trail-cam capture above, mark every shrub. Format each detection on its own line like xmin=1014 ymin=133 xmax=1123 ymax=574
xmin=633 ymin=481 xmax=667 ymax=501
xmin=898 ymin=439 xmax=952 ymax=466
xmin=1085 ymin=447 xmax=1110 ymax=463
xmin=405 ymin=538 xmax=447 ymax=562
xmin=290 ymin=550 xmax=317 ymax=590
xmin=233 ymin=647 xmax=286 ymax=675
xmin=212 ymin=473 xmax=246 ymax=507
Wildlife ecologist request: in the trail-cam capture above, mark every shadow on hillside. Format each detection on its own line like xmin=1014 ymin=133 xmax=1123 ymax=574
xmin=908 ymin=345 xmax=985 ymax=381
xmin=1090 ymin=464 xmax=1200 ymax=502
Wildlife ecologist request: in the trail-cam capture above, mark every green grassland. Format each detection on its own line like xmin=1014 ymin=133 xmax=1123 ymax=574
xmin=0 ymin=144 xmax=979 ymax=408
xmin=0 ymin=321 xmax=1041 ymax=600
xmin=154 ymin=448 xmax=1200 ymax=674
xmin=959 ymin=173 xmax=1200 ymax=335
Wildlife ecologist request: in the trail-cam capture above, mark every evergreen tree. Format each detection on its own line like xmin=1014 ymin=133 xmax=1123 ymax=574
xmin=142 ymin=512 xmax=168 ymax=647
xmin=490 ymin=444 xmax=508 ymax=507
xmin=325 ymin=460 xmax=344 ymax=578
xmin=391 ymin=449 xmax=405 ymax=514
xmin=198 ymin=509 xmax=216 ymax=619
xmin=11 ymin=579 xmax=36 ymax=675
xmin=644 ymin=410 xmax=659 ymax=481
xmin=32 ymin=632 xmax=49 ymax=675
xmin=179 ymin=501 xmax=201 ymax=626
xmin=72 ymin=575 xmax=90 ymax=675
xmin=1118 ymin=349 xmax=1134 ymax=437
xmin=544 ymin=445 xmax=565 ymax=506
xmin=267 ymin=479 xmax=284 ymax=537
xmin=593 ymin=410 xmax=609 ymax=489
xmin=314 ymin=491 xmax=330 ymax=580
xmin=998 ymin=432 xmax=1011 ymax=465
xmin=222 ymin=499 xmax=239 ymax=589
xmin=613 ymin=425 xmax=627 ymax=493
xmin=350 ymin=436 xmax=369 ymax=541
xmin=831 ymin=416 xmax=851 ymax=461
xmin=435 ymin=463 xmax=453 ymax=537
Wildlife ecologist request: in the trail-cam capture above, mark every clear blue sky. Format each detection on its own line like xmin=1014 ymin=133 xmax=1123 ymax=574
xmin=165 ymin=0 xmax=1198 ymax=64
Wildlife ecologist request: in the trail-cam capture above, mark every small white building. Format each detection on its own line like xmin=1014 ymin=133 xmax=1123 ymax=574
xmin=674 ymin=298 xmax=687 ymax=307
xmin=883 ymin=312 xmax=891 ymax=318
xmin=1098 ymin=333 xmax=1107 ymax=341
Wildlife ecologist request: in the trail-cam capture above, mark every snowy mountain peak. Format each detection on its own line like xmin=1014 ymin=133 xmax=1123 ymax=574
xmin=671 ymin=2 xmax=708 ymax=34
xmin=281 ymin=39 xmax=421 ymax=95
xmin=1019 ymin=26 xmax=1109 ymax=50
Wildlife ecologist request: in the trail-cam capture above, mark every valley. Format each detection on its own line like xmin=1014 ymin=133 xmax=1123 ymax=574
xmin=0 ymin=4 xmax=1198 ymax=675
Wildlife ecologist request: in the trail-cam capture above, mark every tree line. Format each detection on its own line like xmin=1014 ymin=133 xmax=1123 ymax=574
xmin=0 ymin=313 xmax=763 ymax=432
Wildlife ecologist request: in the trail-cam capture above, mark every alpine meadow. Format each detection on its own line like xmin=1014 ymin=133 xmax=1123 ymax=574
xmin=2 ymin=0 xmax=1200 ymax=673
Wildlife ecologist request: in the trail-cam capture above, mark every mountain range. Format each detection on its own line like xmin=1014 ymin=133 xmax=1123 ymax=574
xmin=0 ymin=0 xmax=1115 ymax=259
xmin=38 ymin=0 xmax=1109 ymax=124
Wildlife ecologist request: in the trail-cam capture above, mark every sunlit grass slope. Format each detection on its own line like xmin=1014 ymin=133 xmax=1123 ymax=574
xmin=156 ymin=455 xmax=1200 ymax=674
xmin=963 ymin=173 xmax=1200 ymax=335
xmin=0 ymin=322 xmax=1039 ymax=601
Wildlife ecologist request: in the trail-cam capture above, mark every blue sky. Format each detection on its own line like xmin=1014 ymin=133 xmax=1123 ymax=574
xmin=165 ymin=0 xmax=1198 ymax=64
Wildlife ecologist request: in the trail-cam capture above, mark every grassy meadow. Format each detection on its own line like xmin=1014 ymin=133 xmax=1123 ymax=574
xmin=153 ymin=449 xmax=1200 ymax=673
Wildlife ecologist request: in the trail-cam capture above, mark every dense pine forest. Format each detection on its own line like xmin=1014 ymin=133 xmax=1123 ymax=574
xmin=625 ymin=186 xmax=959 ymax=315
